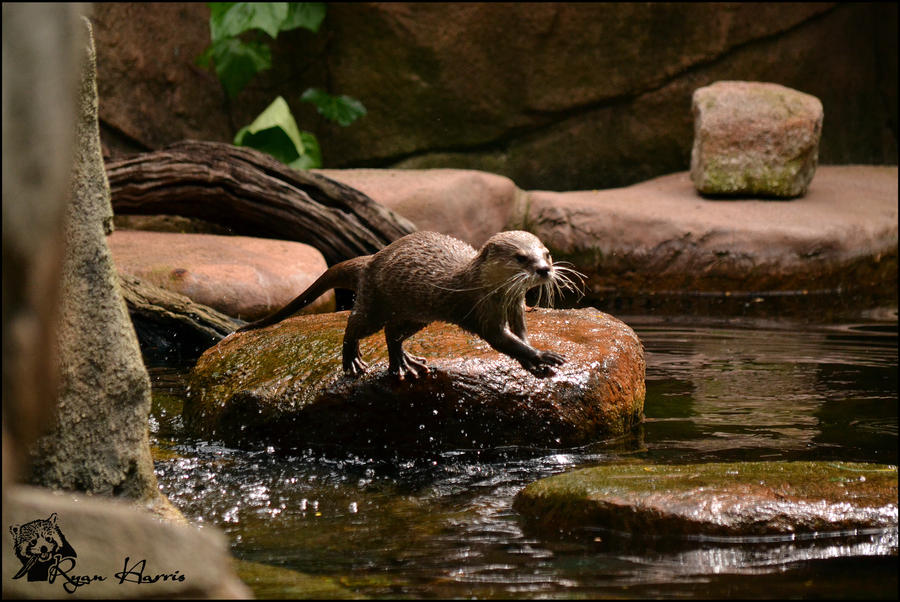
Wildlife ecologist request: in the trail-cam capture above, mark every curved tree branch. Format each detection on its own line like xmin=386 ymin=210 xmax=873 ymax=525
xmin=106 ymin=140 xmax=417 ymax=265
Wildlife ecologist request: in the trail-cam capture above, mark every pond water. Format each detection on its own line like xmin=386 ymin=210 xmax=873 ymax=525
xmin=149 ymin=303 xmax=898 ymax=599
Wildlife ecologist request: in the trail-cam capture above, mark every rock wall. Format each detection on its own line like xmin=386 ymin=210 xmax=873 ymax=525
xmin=92 ymin=3 xmax=897 ymax=191
xmin=27 ymin=17 xmax=158 ymax=502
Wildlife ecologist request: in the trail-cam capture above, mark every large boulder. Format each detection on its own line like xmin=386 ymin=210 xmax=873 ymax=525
xmin=519 ymin=165 xmax=898 ymax=295
xmin=109 ymin=229 xmax=334 ymax=321
xmin=185 ymin=308 xmax=645 ymax=453
xmin=91 ymin=3 xmax=897 ymax=190
xmin=690 ymin=81 xmax=823 ymax=197
xmin=313 ymin=168 xmax=519 ymax=248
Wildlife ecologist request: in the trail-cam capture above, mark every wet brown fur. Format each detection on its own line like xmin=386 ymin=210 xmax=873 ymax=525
xmin=237 ymin=231 xmax=582 ymax=378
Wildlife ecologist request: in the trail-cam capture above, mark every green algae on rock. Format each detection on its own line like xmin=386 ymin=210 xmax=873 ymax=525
xmin=185 ymin=307 xmax=645 ymax=453
xmin=690 ymin=81 xmax=823 ymax=198
xmin=233 ymin=559 xmax=366 ymax=600
xmin=514 ymin=461 xmax=898 ymax=538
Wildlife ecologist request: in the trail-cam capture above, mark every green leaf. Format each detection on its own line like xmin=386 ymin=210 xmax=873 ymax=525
xmin=300 ymin=88 xmax=367 ymax=127
xmin=292 ymin=131 xmax=322 ymax=169
xmin=281 ymin=3 xmax=327 ymax=33
xmin=209 ymin=2 xmax=288 ymax=41
xmin=234 ymin=96 xmax=321 ymax=169
xmin=209 ymin=37 xmax=271 ymax=98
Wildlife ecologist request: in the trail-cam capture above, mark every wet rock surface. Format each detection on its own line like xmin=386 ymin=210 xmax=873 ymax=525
xmin=109 ymin=229 xmax=334 ymax=321
xmin=185 ymin=308 xmax=645 ymax=454
xmin=690 ymin=81 xmax=823 ymax=197
xmin=514 ymin=461 xmax=898 ymax=538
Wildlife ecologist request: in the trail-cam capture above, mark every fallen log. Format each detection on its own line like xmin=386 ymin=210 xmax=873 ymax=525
xmin=117 ymin=273 xmax=244 ymax=363
xmin=106 ymin=140 xmax=416 ymax=265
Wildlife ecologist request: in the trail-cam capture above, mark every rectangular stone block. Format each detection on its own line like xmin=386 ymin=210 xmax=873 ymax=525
xmin=690 ymin=81 xmax=823 ymax=198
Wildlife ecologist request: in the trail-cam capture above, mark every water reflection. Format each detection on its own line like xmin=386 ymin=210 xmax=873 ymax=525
xmin=639 ymin=320 xmax=898 ymax=464
xmin=149 ymin=315 xmax=897 ymax=598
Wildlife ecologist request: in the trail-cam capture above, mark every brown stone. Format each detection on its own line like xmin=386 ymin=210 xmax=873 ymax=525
xmin=519 ymin=165 xmax=898 ymax=295
xmin=184 ymin=308 xmax=645 ymax=453
xmin=313 ymin=168 xmax=519 ymax=247
xmin=691 ymin=81 xmax=824 ymax=197
xmin=108 ymin=230 xmax=334 ymax=321
xmin=114 ymin=213 xmax=235 ymax=235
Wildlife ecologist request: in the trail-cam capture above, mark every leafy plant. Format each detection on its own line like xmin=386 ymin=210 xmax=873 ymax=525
xmin=300 ymin=88 xmax=367 ymax=127
xmin=197 ymin=3 xmax=366 ymax=169
xmin=234 ymin=96 xmax=321 ymax=170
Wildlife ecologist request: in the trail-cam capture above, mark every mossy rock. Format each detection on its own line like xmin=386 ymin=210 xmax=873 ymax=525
xmin=185 ymin=308 xmax=645 ymax=454
xmin=233 ymin=559 xmax=366 ymax=599
xmin=514 ymin=461 xmax=898 ymax=538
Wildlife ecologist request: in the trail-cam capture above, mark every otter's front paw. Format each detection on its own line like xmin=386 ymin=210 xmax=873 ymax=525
xmin=520 ymin=350 xmax=566 ymax=377
xmin=538 ymin=350 xmax=566 ymax=366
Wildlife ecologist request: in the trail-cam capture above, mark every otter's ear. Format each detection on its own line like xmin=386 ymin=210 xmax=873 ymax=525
xmin=10 ymin=525 xmax=19 ymax=538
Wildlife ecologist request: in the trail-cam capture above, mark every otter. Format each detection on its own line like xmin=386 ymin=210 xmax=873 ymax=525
xmin=237 ymin=230 xmax=583 ymax=378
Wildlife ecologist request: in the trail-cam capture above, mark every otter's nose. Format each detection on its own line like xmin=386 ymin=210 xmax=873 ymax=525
xmin=536 ymin=265 xmax=551 ymax=278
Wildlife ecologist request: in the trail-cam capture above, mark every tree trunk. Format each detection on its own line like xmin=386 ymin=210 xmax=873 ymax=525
xmin=106 ymin=140 xmax=416 ymax=265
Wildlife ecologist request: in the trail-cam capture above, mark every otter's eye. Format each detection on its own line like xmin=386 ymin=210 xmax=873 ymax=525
xmin=514 ymin=252 xmax=529 ymax=264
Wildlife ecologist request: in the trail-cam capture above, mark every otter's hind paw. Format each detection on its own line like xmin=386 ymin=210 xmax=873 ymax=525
xmin=391 ymin=352 xmax=430 ymax=381
xmin=345 ymin=356 xmax=369 ymax=376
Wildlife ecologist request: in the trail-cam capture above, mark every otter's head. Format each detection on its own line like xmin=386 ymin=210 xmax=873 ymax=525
xmin=476 ymin=231 xmax=584 ymax=306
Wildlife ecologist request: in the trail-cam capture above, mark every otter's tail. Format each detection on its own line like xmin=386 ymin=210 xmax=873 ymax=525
xmin=236 ymin=255 xmax=371 ymax=332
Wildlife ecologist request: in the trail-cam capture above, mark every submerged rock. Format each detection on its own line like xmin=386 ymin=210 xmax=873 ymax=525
xmin=690 ymin=81 xmax=823 ymax=198
xmin=514 ymin=461 xmax=898 ymax=538
xmin=234 ymin=559 xmax=365 ymax=600
xmin=185 ymin=308 xmax=645 ymax=453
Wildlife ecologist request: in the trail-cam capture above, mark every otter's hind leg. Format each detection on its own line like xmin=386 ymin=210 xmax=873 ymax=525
xmin=385 ymin=322 xmax=428 ymax=380
xmin=342 ymin=310 xmax=381 ymax=376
